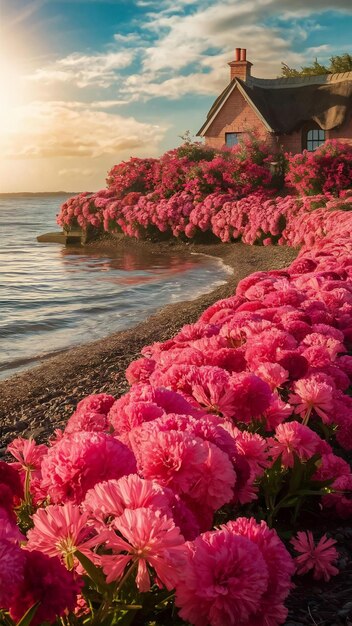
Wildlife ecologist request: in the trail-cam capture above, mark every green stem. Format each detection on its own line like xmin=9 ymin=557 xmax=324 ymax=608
xmin=302 ymin=407 xmax=312 ymax=426
xmin=267 ymin=493 xmax=294 ymax=526
xmin=114 ymin=561 xmax=138 ymax=597
xmin=90 ymin=561 xmax=137 ymax=626
xmin=90 ymin=600 xmax=111 ymax=626
xmin=24 ymin=468 xmax=31 ymax=506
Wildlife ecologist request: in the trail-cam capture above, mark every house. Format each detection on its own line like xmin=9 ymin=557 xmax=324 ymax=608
xmin=197 ymin=48 xmax=352 ymax=154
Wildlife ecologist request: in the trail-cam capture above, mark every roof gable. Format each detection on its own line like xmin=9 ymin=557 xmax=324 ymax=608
xmin=197 ymin=80 xmax=273 ymax=136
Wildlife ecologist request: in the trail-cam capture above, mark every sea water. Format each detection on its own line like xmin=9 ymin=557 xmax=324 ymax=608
xmin=0 ymin=194 xmax=230 ymax=379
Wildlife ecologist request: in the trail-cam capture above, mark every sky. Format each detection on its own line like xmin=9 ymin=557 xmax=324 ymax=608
xmin=1 ymin=0 xmax=351 ymax=193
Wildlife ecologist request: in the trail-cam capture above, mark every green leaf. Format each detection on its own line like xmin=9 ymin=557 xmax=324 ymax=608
xmin=294 ymin=489 xmax=329 ymax=497
xmin=309 ymin=478 xmax=333 ymax=490
xmin=15 ymin=602 xmax=40 ymax=626
xmin=278 ymin=497 xmax=299 ymax=508
xmin=75 ymin=550 xmax=108 ymax=594
xmin=303 ymin=454 xmax=321 ymax=480
xmin=112 ymin=610 xmax=137 ymax=625
xmin=288 ymin=454 xmax=305 ymax=493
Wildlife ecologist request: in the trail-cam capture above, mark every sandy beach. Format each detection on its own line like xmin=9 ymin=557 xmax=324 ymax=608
xmin=0 ymin=238 xmax=296 ymax=452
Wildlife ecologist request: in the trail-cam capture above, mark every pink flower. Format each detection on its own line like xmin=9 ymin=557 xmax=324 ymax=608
xmin=175 ymin=528 xmax=269 ymax=626
xmin=8 ymin=551 xmax=81 ymax=626
xmin=229 ymin=372 xmax=273 ymax=423
xmin=262 ymin=394 xmax=293 ymax=430
xmin=230 ymin=428 xmax=269 ymax=478
xmin=190 ymin=366 xmax=238 ymax=418
xmin=170 ymin=495 xmax=200 ymax=540
xmin=291 ymin=531 xmax=339 ymax=581
xmin=27 ymin=503 xmax=95 ymax=569
xmin=7 ymin=438 xmax=48 ymax=506
xmin=255 ymin=362 xmax=289 ymax=390
xmin=0 ymin=461 xmax=23 ymax=516
xmin=278 ymin=352 xmax=309 ymax=381
xmin=7 ymin=437 xmax=48 ymax=470
xmin=185 ymin=441 xmax=236 ymax=510
xmin=83 ymin=474 xmax=171 ymax=526
xmin=63 ymin=392 xmax=115 ymax=435
xmin=64 ymin=410 xmax=109 ymax=435
xmin=0 ymin=539 xmax=25 ymax=608
xmin=132 ymin=428 xmax=207 ymax=495
xmin=125 ymin=357 xmax=156 ymax=384
xmin=75 ymin=393 xmax=115 ymax=415
xmin=109 ymin=384 xmax=200 ymax=426
xmin=269 ymin=421 xmax=322 ymax=468
xmin=224 ymin=517 xmax=295 ymax=626
xmin=131 ymin=415 xmax=237 ymax=512
xmin=289 ymin=376 xmax=334 ymax=424
xmin=40 ymin=432 xmax=136 ymax=504
xmin=109 ymin=400 xmax=164 ymax=435
xmin=0 ymin=507 xmax=25 ymax=544
xmin=101 ymin=507 xmax=187 ymax=591
xmin=313 ymin=452 xmax=352 ymax=518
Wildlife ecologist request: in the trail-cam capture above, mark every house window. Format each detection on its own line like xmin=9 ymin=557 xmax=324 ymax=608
xmin=225 ymin=132 xmax=240 ymax=147
xmin=303 ymin=127 xmax=325 ymax=151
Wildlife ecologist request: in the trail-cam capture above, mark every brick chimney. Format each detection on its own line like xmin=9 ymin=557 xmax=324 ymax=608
xmin=228 ymin=48 xmax=252 ymax=82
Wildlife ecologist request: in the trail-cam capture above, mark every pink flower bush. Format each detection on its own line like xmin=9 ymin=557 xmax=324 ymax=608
xmin=291 ymin=531 xmax=339 ymax=581
xmin=286 ymin=140 xmax=352 ymax=196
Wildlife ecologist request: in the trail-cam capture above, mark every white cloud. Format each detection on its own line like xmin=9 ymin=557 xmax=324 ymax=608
xmin=21 ymin=0 xmax=352 ymax=102
xmin=113 ymin=33 xmax=142 ymax=44
xmin=123 ymin=71 xmax=225 ymax=101
xmin=1 ymin=101 xmax=168 ymax=159
xmin=28 ymin=50 xmax=134 ymax=88
xmin=118 ymin=0 xmax=351 ymax=102
xmin=90 ymin=99 xmax=128 ymax=108
xmin=306 ymin=44 xmax=331 ymax=55
xmin=141 ymin=1 xmax=306 ymax=75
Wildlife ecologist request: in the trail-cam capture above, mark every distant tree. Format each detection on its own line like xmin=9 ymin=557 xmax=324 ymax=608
xmin=281 ymin=53 xmax=352 ymax=77
xmin=329 ymin=53 xmax=352 ymax=73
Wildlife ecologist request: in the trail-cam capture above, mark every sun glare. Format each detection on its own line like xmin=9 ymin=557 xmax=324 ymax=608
xmin=0 ymin=55 xmax=27 ymax=124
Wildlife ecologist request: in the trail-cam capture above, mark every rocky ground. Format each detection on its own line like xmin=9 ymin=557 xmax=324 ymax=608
xmin=0 ymin=238 xmax=351 ymax=625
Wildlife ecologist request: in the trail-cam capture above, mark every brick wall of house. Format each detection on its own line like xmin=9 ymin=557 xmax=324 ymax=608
xmin=278 ymin=131 xmax=302 ymax=154
xmin=204 ymin=87 xmax=276 ymax=150
xmin=328 ymin=114 xmax=352 ymax=145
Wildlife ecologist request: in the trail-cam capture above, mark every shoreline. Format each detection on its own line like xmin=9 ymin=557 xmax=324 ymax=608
xmin=0 ymin=238 xmax=297 ymax=452
xmin=0 ymin=245 xmax=231 ymax=381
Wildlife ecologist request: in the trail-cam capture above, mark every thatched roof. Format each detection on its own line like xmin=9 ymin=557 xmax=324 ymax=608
xmin=198 ymin=71 xmax=352 ymax=135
